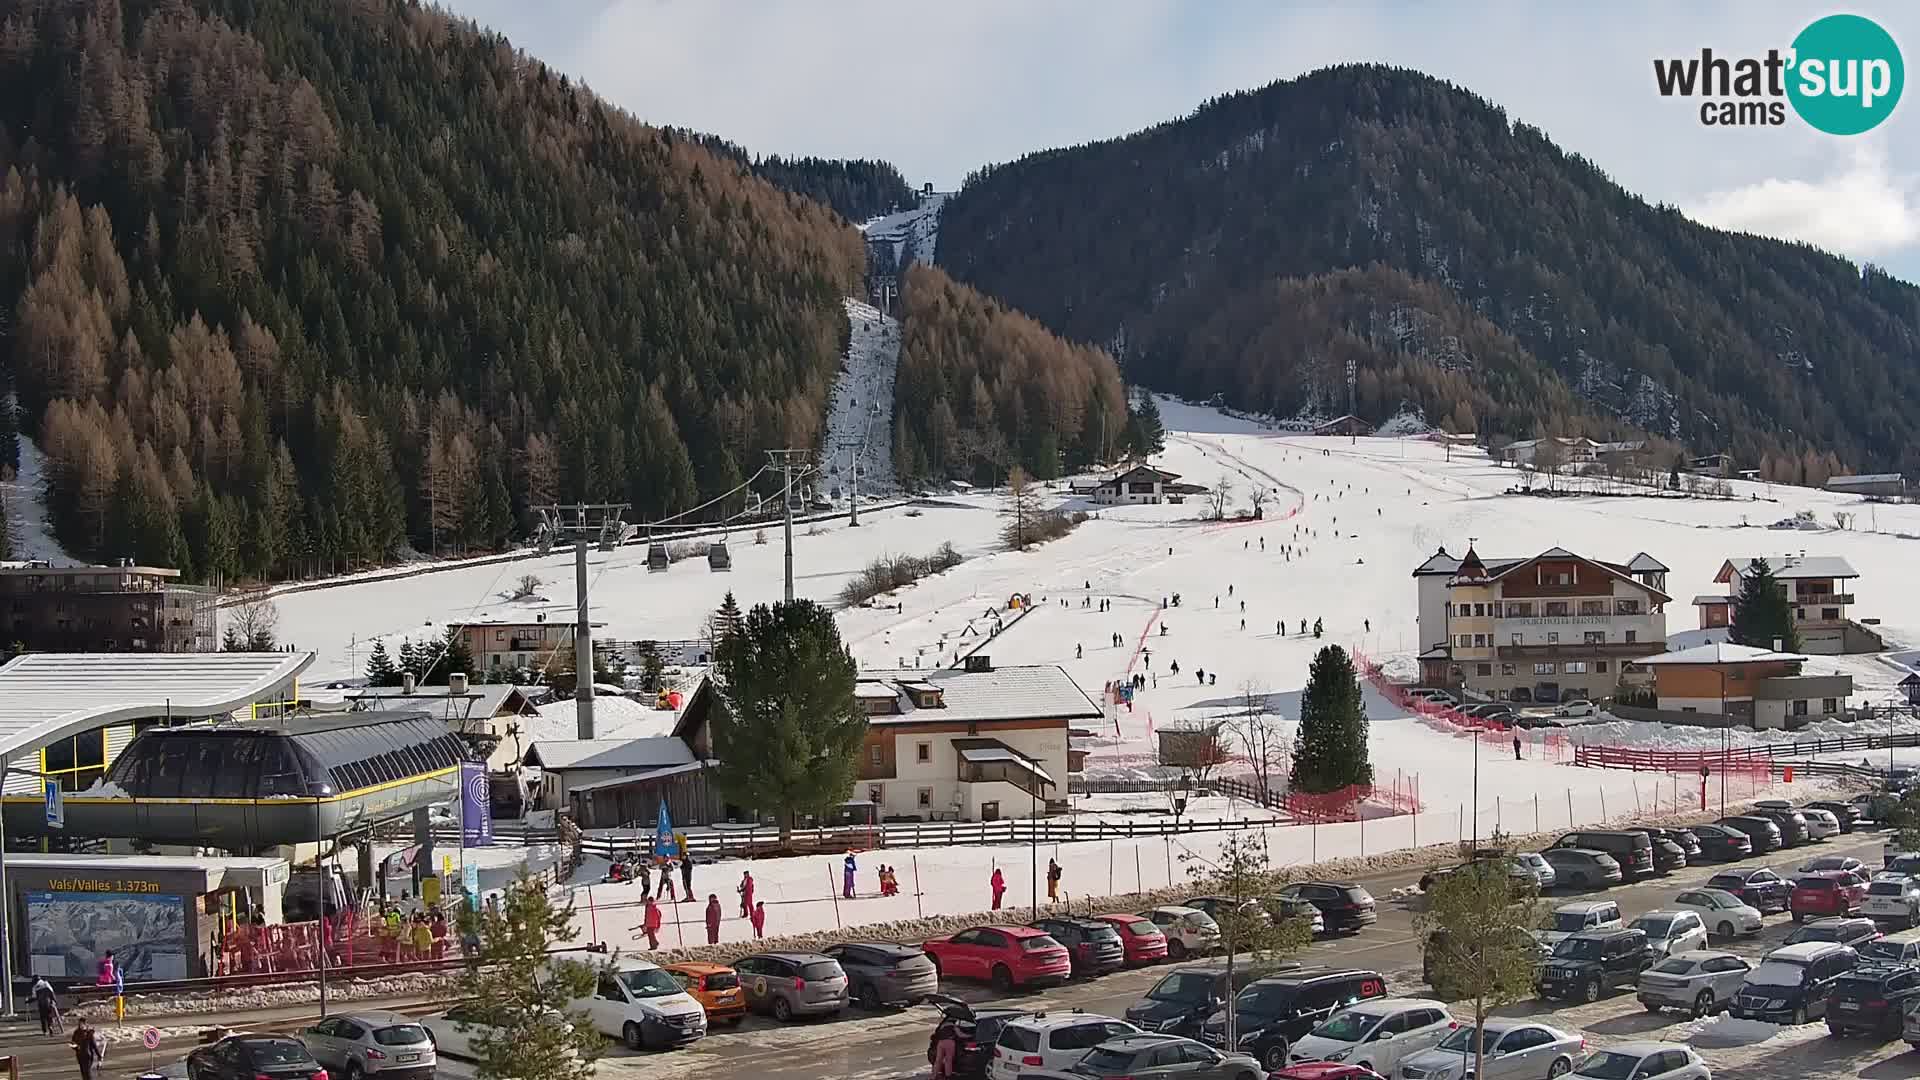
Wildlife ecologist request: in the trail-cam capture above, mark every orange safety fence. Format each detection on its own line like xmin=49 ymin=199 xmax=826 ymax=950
xmin=1350 ymin=648 xmax=1515 ymax=733
xmin=1283 ymin=772 xmax=1422 ymax=824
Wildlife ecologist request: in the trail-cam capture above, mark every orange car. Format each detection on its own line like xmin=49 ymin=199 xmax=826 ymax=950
xmin=664 ymin=962 xmax=747 ymax=1026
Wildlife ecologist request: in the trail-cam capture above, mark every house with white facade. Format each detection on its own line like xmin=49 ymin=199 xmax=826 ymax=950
xmin=852 ymin=657 xmax=1100 ymax=821
xmin=1414 ymin=546 xmax=1670 ymax=703
xmin=1081 ymin=464 xmax=1203 ymax=505
xmin=1696 ymin=554 xmax=1881 ymax=654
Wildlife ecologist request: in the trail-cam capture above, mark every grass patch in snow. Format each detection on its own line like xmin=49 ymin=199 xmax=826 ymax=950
xmin=838 ymin=543 xmax=966 ymax=606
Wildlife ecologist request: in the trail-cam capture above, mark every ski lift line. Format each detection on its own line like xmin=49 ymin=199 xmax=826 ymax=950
xmin=635 ymin=464 xmax=775 ymax=532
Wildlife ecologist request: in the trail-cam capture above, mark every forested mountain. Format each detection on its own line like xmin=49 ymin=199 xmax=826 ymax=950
xmin=0 ymin=0 xmax=866 ymax=581
xmin=938 ymin=64 xmax=1920 ymax=478
xmin=677 ymin=133 xmax=915 ymax=223
xmin=892 ymin=263 xmax=1125 ymax=486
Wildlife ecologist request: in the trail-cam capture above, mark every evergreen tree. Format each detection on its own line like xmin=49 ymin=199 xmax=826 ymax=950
xmin=365 ymin=639 xmax=401 ymax=687
xmin=712 ymin=599 xmax=867 ymax=846
xmin=454 ymin=871 xmax=604 ymax=1080
xmin=482 ymin=464 xmax=514 ymax=550
xmin=1730 ymin=558 xmax=1800 ymax=651
xmin=710 ymin=591 xmax=744 ymax=647
xmin=221 ymin=625 xmax=245 ymax=651
xmin=425 ymin=626 xmax=477 ymax=682
xmin=1291 ymin=645 xmax=1371 ymax=793
xmin=1128 ymin=392 xmax=1166 ymax=456
xmin=398 ymin=639 xmax=424 ymax=680
xmin=635 ymin=640 xmax=665 ymax=693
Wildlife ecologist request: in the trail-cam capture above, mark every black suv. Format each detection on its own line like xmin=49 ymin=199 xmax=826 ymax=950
xmin=1641 ymin=827 xmax=1702 ymax=860
xmin=1029 ymin=917 xmax=1126 ymax=977
xmin=1199 ymin=967 xmax=1388 ymax=1070
xmin=1551 ymin=830 xmax=1656 ymax=881
xmin=1123 ymin=966 xmax=1266 ymax=1037
xmin=1538 ymin=928 xmax=1650 ymax=1003
xmin=1689 ymin=823 xmax=1753 ymax=862
xmin=1826 ymin=962 xmax=1920 ymax=1037
xmin=1274 ymin=881 xmax=1378 ymax=934
xmin=1751 ymin=807 xmax=1811 ymax=846
xmin=1718 ymin=815 xmax=1784 ymax=853
xmin=1709 ymin=867 xmax=1792 ymax=913
xmin=1733 ymin=942 xmax=1858 ymax=1024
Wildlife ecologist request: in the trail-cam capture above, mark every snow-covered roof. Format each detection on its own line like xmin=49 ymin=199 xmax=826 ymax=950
xmin=0 ymin=651 xmax=314 ymax=765
xmin=956 ymin=744 xmax=1056 ymax=783
xmin=1826 ymin=473 xmax=1904 ymax=487
xmin=1719 ymin=555 xmax=1858 ymax=580
xmin=1636 ymin=643 xmax=1806 ymax=666
xmin=523 ymin=736 xmax=696 ymax=771
xmin=1691 ymin=594 xmax=1732 ymax=606
xmin=854 ymin=684 xmax=899 ymax=699
xmin=856 ymin=664 xmax=1101 ymax=725
xmin=345 ymin=684 xmax=538 ymax=719
xmin=566 ymin=760 xmax=709 ymax=793
xmin=521 ymin=695 xmax=677 ymax=742
xmin=1625 ymin=553 xmax=1669 ymax=573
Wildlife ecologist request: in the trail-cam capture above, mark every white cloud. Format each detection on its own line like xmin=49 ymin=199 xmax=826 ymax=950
xmin=1687 ymin=145 xmax=1920 ymax=260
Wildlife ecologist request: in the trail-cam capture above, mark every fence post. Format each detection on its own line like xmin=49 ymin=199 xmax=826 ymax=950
xmin=913 ymin=855 xmax=924 ymax=919
xmin=1109 ymin=840 xmax=1115 ymax=896
xmin=1600 ymin=786 xmax=1608 ymax=821
xmin=828 ymin=865 xmax=842 ymax=929
xmin=1567 ymin=788 xmax=1574 ymax=828
xmin=1534 ymin=794 xmax=1539 ymax=834
xmin=1135 ymin=845 xmax=1144 ymax=894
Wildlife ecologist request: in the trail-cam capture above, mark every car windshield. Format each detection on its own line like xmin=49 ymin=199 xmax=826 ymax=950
xmin=1649 ymin=956 xmax=1697 ymax=975
xmin=1633 ymin=917 xmax=1674 ymax=939
xmin=1708 ymin=876 xmax=1744 ymax=890
xmin=1863 ymin=940 xmax=1912 ymax=961
xmin=244 ymin=1041 xmax=311 ymax=1065
xmin=1182 ymin=913 xmax=1218 ymax=931
xmin=1235 ymin=984 xmax=1298 ymax=1017
xmin=1149 ymin=972 xmax=1214 ymax=1003
xmin=1869 ymin=882 xmax=1906 ymax=896
xmin=1553 ymin=937 xmax=1605 ymax=960
xmin=1745 ymin=960 xmax=1809 ymax=988
xmin=373 ymin=1025 xmax=429 ymax=1046
xmin=1791 ymin=926 xmax=1840 ymax=943
xmin=1125 ymin=922 xmax=1161 ymax=937
xmin=1571 ymin=1050 xmax=1642 ymax=1079
xmin=1310 ymin=1010 xmax=1382 ymax=1042
xmin=1071 ymin=1047 xmax=1139 ymax=1076
xmin=620 ymin=968 xmax=685 ymax=998
xmin=1438 ymin=1026 xmax=1501 ymax=1052
xmin=800 ymin=961 xmax=842 ymax=979
xmin=1550 ymin=912 xmax=1591 ymax=933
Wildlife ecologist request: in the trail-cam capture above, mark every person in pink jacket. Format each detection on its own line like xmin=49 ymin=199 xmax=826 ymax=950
xmin=750 ymin=901 xmax=767 ymax=939
xmin=705 ymin=894 xmax=723 ymax=945
xmin=990 ymin=868 xmax=1006 ymax=910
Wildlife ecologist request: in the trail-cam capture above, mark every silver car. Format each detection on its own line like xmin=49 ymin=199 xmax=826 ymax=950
xmin=1514 ymin=852 xmax=1556 ymax=890
xmin=734 ymin=951 xmax=849 ymax=1021
xmin=301 ymin=1011 xmax=436 ymax=1079
xmin=1396 ymin=1020 xmax=1583 ymax=1080
xmin=1636 ymin=949 xmax=1752 ymax=1017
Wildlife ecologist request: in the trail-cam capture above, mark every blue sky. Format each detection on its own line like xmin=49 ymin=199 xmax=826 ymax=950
xmin=440 ymin=1 xmax=1920 ymax=281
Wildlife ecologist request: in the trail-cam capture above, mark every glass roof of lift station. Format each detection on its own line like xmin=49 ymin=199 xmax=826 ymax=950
xmin=105 ymin=711 xmax=468 ymax=799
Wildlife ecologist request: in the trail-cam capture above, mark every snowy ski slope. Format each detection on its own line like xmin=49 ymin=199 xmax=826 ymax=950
xmin=818 ymin=298 xmax=901 ymax=498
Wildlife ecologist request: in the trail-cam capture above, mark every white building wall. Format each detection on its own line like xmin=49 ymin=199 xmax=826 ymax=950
xmin=1416 ymin=576 xmax=1452 ymax=652
xmin=868 ymin=724 xmax=1070 ymax=821
xmin=1661 ymin=696 xmax=1729 ymax=714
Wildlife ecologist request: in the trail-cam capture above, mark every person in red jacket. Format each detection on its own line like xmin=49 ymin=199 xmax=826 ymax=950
xmin=738 ymin=870 xmax=755 ymax=918
xmin=705 ymin=894 xmax=723 ymax=945
xmin=990 ymin=868 xmax=1006 ymax=910
xmin=750 ymin=901 xmax=766 ymax=939
xmin=642 ymin=896 xmax=663 ymax=950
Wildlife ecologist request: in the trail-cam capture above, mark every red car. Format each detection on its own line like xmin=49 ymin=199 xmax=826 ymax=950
xmin=1094 ymin=913 xmax=1169 ymax=965
xmin=1269 ymin=1064 xmax=1387 ymax=1080
xmin=1791 ymin=870 xmax=1867 ymax=922
xmin=921 ymin=925 xmax=1071 ymax=990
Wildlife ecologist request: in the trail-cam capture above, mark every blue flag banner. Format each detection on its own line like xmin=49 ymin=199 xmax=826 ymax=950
xmin=653 ymin=797 xmax=679 ymax=858
xmin=461 ymin=761 xmax=493 ymax=847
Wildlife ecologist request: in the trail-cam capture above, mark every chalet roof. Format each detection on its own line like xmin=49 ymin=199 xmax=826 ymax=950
xmin=1411 ymin=548 xmax=1461 ymax=576
xmin=952 ymin=737 xmax=1056 ymax=784
xmin=1691 ymin=594 xmax=1732 ymax=606
xmin=1637 ymin=643 xmax=1805 ymax=666
xmin=1102 ymin=464 xmax=1182 ymax=486
xmin=1452 ymin=546 xmax=1489 ymax=582
xmin=1480 ymin=548 xmax=1674 ymax=604
xmin=854 ymin=664 xmax=1101 ymax=725
xmin=1625 ymin=553 xmax=1670 ymax=573
xmin=523 ymin=736 xmax=696 ymax=771
xmin=566 ymin=760 xmax=708 ymax=794
xmin=1717 ymin=556 xmax=1859 ymax=582
xmin=1900 ymin=673 xmax=1920 ymax=688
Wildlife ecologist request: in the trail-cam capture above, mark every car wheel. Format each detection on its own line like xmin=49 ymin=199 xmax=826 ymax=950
xmin=1547 ymin=1057 xmax=1572 ymax=1078
xmin=1583 ymin=977 xmax=1602 ymax=1003
xmin=772 ymin=996 xmax=795 ymax=1022
xmin=1644 ymin=1000 xmax=1662 ymax=1014
xmin=1793 ymin=1004 xmax=1808 ymax=1026
xmin=1261 ymin=1043 xmax=1288 ymax=1071
xmin=623 ymin=1021 xmax=646 ymax=1051
xmin=858 ymin=982 xmax=883 ymax=1010
xmin=1717 ymin=921 xmax=1735 ymax=940
xmin=991 ymin=964 xmax=1015 ymax=992
xmin=1792 ymin=911 xmax=1804 ymax=923
xmin=1827 ymin=1020 xmax=1844 ymax=1037
xmin=1168 ymin=938 xmax=1188 ymax=960
xmin=1694 ymin=990 xmax=1715 ymax=1018
xmin=345 ymin=1066 xmax=364 ymax=1080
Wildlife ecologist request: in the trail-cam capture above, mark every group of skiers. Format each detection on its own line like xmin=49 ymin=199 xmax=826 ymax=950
xmin=984 ymin=860 xmax=1065 ymax=911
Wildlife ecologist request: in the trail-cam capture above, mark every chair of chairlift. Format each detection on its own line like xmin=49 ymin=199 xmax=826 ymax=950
xmin=646 ymin=542 xmax=670 ymax=572
xmin=707 ymin=540 xmax=732 ymax=571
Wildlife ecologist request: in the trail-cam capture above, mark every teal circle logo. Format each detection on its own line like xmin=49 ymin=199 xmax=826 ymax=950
xmin=1787 ymin=14 xmax=1903 ymax=135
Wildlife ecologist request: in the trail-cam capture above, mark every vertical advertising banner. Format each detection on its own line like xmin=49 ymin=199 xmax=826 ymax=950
xmin=460 ymin=760 xmax=493 ymax=847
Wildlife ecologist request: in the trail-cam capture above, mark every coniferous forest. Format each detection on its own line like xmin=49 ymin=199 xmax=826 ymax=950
xmin=938 ymin=64 xmax=1920 ymax=477
xmin=0 ymin=0 xmax=867 ymax=580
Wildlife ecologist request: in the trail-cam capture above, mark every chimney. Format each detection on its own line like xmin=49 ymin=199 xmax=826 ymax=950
xmin=1772 ymin=638 xmax=1783 ymax=652
xmin=402 ymin=671 xmax=417 ymax=694
xmin=536 ymin=612 xmax=546 ymax=623
xmin=965 ymin=655 xmax=993 ymax=673
xmin=449 ymin=671 xmax=468 ymax=696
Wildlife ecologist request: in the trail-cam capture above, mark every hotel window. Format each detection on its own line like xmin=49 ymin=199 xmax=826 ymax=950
xmin=1534 ymin=662 xmax=1557 ymax=675
xmin=1822 ymin=608 xmax=1838 ymax=621
xmin=1615 ymin=599 xmax=1642 ymax=615
xmin=1477 ymin=664 xmax=1492 ymax=676
xmin=1579 ymin=600 xmax=1606 ymax=616
xmin=867 ymin=785 xmax=884 ymax=805
xmin=1595 ymin=661 xmax=1609 ymax=673
xmin=1624 ymin=630 xmax=1637 ymax=643
xmin=1511 ymin=633 xmax=1523 ymax=646
xmin=1457 ymin=635 xmax=1472 ymax=647
xmin=1473 ymin=634 xmax=1489 ymax=647
xmin=1507 ymin=602 xmax=1533 ymax=617
xmin=917 ymin=787 xmax=933 ymax=808
xmin=1473 ymin=603 xmax=1487 ymax=617
xmin=1501 ymin=663 xmax=1516 ymax=675
xmin=1564 ymin=662 xmax=1588 ymax=674
xmin=1795 ymin=608 xmax=1806 ymax=620
xmin=1584 ymin=631 xmax=1605 ymax=645
xmin=1545 ymin=602 xmax=1570 ymax=616
xmin=1823 ymin=698 xmax=1838 ymax=714
xmin=1792 ymin=699 xmax=1809 ymax=717
xmin=916 ymin=742 xmax=931 ymax=763
xmin=1547 ymin=632 xmax=1559 ymax=643
xmin=869 ymin=745 xmax=883 ymax=765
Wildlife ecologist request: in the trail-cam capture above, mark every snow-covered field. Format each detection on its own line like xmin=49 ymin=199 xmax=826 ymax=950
xmin=860 ymin=193 xmax=945 ymax=267
xmin=1 ymin=433 xmax=79 ymax=564
xmin=277 ymin=397 xmax=1912 ymax=944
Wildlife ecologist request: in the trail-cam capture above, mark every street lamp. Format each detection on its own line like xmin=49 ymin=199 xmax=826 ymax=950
xmin=309 ymin=780 xmax=333 ymax=1017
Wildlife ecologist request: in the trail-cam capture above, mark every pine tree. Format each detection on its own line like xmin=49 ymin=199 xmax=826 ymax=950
xmin=425 ymin=626 xmax=476 ymax=682
xmin=1730 ymin=558 xmax=1800 ymax=651
xmin=365 ymin=639 xmax=400 ymax=686
xmin=221 ymin=625 xmax=245 ymax=651
xmin=455 ymin=871 xmax=604 ymax=1080
xmin=1128 ymin=392 xmax=1166 ymax=456
xmin=398 ymin=638 xmax=423 ymax=680
xmin=712 ymin=599 xmax=867 ymax=847
xmin=635 ymin=640 xmax=665 ymax=693
xmin=1291 ymin=645 xmax=1371 ymax=793
xmin=710 ymin=591 xmax=744 ymax=646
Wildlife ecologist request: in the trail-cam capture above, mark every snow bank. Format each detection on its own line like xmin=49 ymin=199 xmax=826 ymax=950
xmin=1680 ymin=1015 xmax=1797 ymax=1047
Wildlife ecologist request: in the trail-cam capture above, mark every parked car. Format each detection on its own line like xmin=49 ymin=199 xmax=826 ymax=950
xmin=1269 ymin=1066 xmax=1391 ymax=1080
xmin=1022 ymin=1033 xmax=1263 ymax=1080
xmin=1538 ymin=848 xmax=1622 ymax=888
xmin=1138 ymin=905 xmax=1220 ymax=959
xmin=418 ymin=1005 xmax=581 ymax=1065
xmin=567 ymin=959 xmax=708 ymax=1050
xmin=1124 ymin=967 xmax=1263 ymax=1037
xmin=1094 ymin=913 xmax=1171 ymax=966
xmin=1888 ymin=852 xmax=1920 ymax=877
xmin=1784 ymin=916 xmax=1880 ymax=950
xmin=1535 ymin=900 xmax=1624 ymax=954
xmin=1750 ymin=807 xmax=1810 ymax=847
xmin=922 ymin=927 xmax=1070 ymax=991
xmin=1687 ymin=823 xmax=1752 ymax=862
xmin=1410 ymin=689 xmax=1459 ymax=707
xmin=1706 ymin=867 xmax=1791 ymax=914
xmin=1798 ymin=855 xmax=1866 ymax=876
xmin=1569 ymin=1042 xmax=1709 ymax=1080
xmin=1670 ymin=888 xmax=1764 ymax=940
xmin=1199 ymin=968 xmax=1388 ymax=1070
xmin=1630 ymin=910 xmax=1709 ymax=959
xmin=1629 ymin=829 xmax=1688 ymax=874
xmin=927 ymin=996 xmax=1032 ymax=1079
xmin=1555 ymin=699 xmax=1597 ymax=718
xmin=1421 ymin=853 xmax=1542 ymax=894
xmin=1273 ymin=881 xmax=1379 ymax=934
xmin=1732 ymin=941 xmax=1859 ymax=1023
xmin=1861 ymin=875 xmax=1920 ymax=929
xmin=1263 ymin=895 xmax=1327 ymax=935
xmin=1538 ymin=928 xmax=1651 ymax=1003
xmin=1285 ymin=997 xmax=1453 ymax=1077
xmin=1804 ymin=799 xmax=1859 ymax=833
xmin=1636 ymin=949 xmax=1752 ymax=1017
xmin=188 ymin=1036 xmax=329 ymax=1080
xmin=1513 ymin=852 xmax=1557 ymax=890
xmin=1184 ymin=895 xmax=1271 ymax=927
xmin=1861 ymin=926 xmax=1920 ymax=964
xmin=1799 ymin=808 xmax=1842 ymax=840
xmin=1716 ymin=815 xmax=1783 ymax=853
xmin=1550 ymin=831 xmax=1656 ymax=881
xmin=661 ymin=962 xmax=748 ymax=1026
xmin=1031 ymin=917 xmax=1128 ymax=977
xmin=1791 ymin=871 xmax=1867 ymax=922
xmin=819 ymin=942 xmax=938 ymax=1009
xmin=1642 ymin=827 xmax=1702 ymax=861
xmin=988 ymin=1012 xmax=1139 ymax=1080
xmin=1394 ymin=1021 xmax=1584 ymax=1080
xmin=732 ymin=952 xmax=849 ymax=1022
xmin=301 ymin=1012 xmax=434 ymax=1079
xmin=1824 ymin=961 xmax=1920 ymax=1037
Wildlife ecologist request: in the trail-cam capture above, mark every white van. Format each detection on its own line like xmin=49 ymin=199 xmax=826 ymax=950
xmin=565 ymin=957 xmax=708 ymax=1051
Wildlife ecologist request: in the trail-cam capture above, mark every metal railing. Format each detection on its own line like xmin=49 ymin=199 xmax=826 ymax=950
xmin=1572 ymin=733 xmax=1920 ymax=771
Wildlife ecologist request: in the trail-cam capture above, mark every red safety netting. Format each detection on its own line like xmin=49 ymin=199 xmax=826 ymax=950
xmin=1351 ymin=648 xmax=1514 ymax=733
xmin=1284 ymin=772 xmax=1422 ymax=823
xmin=1572 ymin=744 xmax=1775 ymax=781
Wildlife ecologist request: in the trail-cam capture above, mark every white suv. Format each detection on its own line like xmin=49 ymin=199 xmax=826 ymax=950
xmin=1863 ymin=874 xmax=1920 ymax=927
xmin=1287 ymin=997 xmax=1455 ymax=1076
xmin=988 ymin=1012 xmax=1139 ymax=1079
